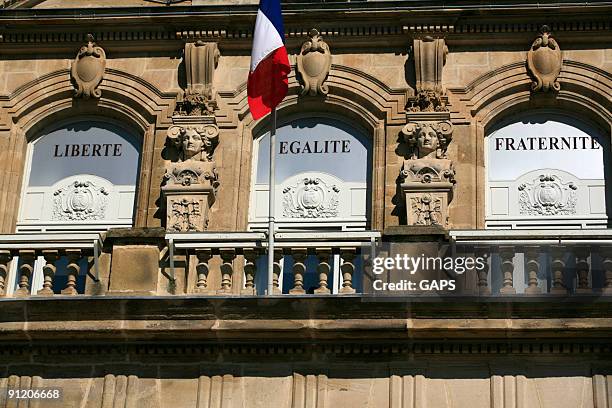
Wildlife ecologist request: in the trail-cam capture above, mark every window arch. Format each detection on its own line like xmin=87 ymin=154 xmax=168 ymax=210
xmin=17 ymin=119 xmax=141 ymax=232
xmin=485 ymin=111 xmax=610 ymax=229
xmin=249 ymin=115 xmax=373 ymax=231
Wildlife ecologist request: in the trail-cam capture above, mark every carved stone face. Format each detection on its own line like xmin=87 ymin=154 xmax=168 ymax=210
xmin=181 ymin=129 xmax=204 ymax=159
xmin=417 ymin=126 xmax=439 ymax=157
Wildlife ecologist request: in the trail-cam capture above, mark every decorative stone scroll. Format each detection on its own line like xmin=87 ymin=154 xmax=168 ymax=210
xmin=176 ymin=41 xmax=220 ymax=115
xmin=282 ymin=177 xmax=340 ymax=218
xmin=518 ymin=174 xmax=577 ymax=216
xmin=400 ymin=113 xmax=455 ymax=227
xmin=407 ymin=36 xmax=448 ymax=112
xmin=52 ymin=179 xmax=109 ymax=221
xmin=296 ymin=29 xmax=332 ymax=97
xmin=527 ymin=25 xmax=562 ymax=93
xmin=162 ymin=116 xmax=220 ymax=232
xmin=71 ymin=34 xmax=106 ymax=99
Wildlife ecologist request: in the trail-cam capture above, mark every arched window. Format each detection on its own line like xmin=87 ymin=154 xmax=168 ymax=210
xmin=4 ymin=120 xmax=142 ymax=296
xmin=249 ymin=117 xmax=372 ymax=231
xmin=486 ymin=112 xmax=609 ymax=229
xmin=18 ymin=120 xmax=141 ymax=232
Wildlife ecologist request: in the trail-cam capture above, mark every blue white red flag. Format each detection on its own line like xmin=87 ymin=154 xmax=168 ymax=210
xmin=247 ymin=0 xmax=291 ymax=120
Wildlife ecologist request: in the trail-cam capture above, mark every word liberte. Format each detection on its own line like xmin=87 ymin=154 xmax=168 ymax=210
xmin=53 ymin=143 xmax=123 ymax=158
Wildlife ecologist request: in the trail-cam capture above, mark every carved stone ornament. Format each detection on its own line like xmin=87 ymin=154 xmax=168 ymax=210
xmin=402 ymin=121 xmax=453 ymax=160
xmin=400 ymin=119 xmax=454 ymax=227
xmin=518 ymin=174 xmax=577 ymax=216
xmin=283 ymin=177 xmax=340 ymax=218
xmin=296 ymin=29 xmax=332 ymax=97
xmin=162 ymin=119 xmax=220 ymax=232
xmin=411 ymin=194 xmax=443 ymax=226
xmin=176 ymin=41 xmax=221 ymax=115
xmin=168 ymin=197 xmax=207 ymax=232
xmin=164 ymin=123 xmax=220 ymax=189
xmin=52 ymin=180 xmax=109 ymax=221
xmin=71 ymin=34 xmax=106 ymax=99
xmin=408 ymin=37 xmax=448 ymax=112
xmin=527 ymin=25 xmax=562 ymax=92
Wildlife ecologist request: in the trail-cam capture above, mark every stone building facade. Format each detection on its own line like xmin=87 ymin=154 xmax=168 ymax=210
xmin=0 ymin=1 xmax=611 ymax=407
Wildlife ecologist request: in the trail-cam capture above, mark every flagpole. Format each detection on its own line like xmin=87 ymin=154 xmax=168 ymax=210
xmin=267 ymin=107 xmax=277 ymax=296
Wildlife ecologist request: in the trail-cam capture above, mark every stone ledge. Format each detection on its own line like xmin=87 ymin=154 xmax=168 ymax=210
xmin=0 ymin=296 xmax=610 ymax=342
xmin=383 ymin=225 xmax=449 ymax=242
xmin=103 ymin=227 xmax=167 ymax=247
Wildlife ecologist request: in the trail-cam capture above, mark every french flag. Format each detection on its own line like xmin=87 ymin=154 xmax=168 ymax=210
xmin=247 ymin=0 xmax=291 ymax=120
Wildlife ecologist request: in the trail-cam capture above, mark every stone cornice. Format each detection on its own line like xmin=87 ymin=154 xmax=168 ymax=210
xmin=1 ymin=341 xmax=611 ymax=360
xmin=0 ymin=3 xmax=610 ymax=46
xmin=0 ymin=296 xmax=611 ymax=343
xmin=1 ymin=21 xmax=610 ymax=45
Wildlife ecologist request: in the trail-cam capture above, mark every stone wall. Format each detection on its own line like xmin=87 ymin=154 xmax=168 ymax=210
xmin=1 ymin=363 xmax=610 ymax=407
xmin=0 ymin=36 xmax=608 ymax=232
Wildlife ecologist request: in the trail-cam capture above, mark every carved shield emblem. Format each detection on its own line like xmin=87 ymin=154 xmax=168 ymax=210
xmin=296 ymin=29 xmax=332 ymax=96
xmin=527 ymin=26 xmax=562 ymax=92
xmin=71 ymin=34 xmax=106 ymax=99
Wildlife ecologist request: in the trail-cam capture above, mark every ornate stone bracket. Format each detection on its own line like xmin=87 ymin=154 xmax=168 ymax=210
xmin=296 ymin=29 xmax=332 ymax=97
xmin=162 ymin=116 xmax=220 ymax=232
xmin=71 ymin=34 xmax=106 ymax=99
xmin=399 ymin=112 xmax=455 ymax=227
xmin=407 ymin=36 xmax=448 ymax=112
xmin=176 ymin=41 xmax=220 ymax=116
xmin=527 ymin=25 xmax=562 ymax=93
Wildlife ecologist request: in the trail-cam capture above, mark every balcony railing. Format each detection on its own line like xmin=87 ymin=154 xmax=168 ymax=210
xmin=0 ymin=229 xmax=611 ymax=298
xmin=166 ymin=231 xmax=380 ymax=295
xmin=0 ymin=233 xmax=101 ymax=297
xmin=450 ymin=229 xmax=612 ymax=296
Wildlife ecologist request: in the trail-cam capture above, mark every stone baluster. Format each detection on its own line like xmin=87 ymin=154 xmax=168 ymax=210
xmin=289 ymin=248 xmax=308 ymax=295
xmin=195 ymin=249 xmax=213 ymax=294
xmin=603 ymin=247 xmax=612 ymax=295
xmin=574 ymin=246 xmax=591 ymax=294
xmin=242 ymin=249 xmax=259 ymax=295
xmin=61 ymin=250 xmax=81 ymax=295
xmin=314 ymin=248 xmax=332 ymax=294
xmin=550 ymin=246 xmax=567 ymax=295
xmin=38 ymin=250 xmax=59 ymax=296
xmin=339 ymin=248 xmax=357 ymax=294
xmin=0 ymin=250 xmax=13 ymax=296
xmin=524 ymin=246 xmax=541 ymax=295
xmin=14 ymin=250 xmax=36 ymax=297
xmin=499 ymin=246 xmax=516 ymax=295
xmin=474 ymin=246 xmax=490 ymax=295
xmin=271 ymin=250 xmax=282 ymax=295
xmin=218 ymin=249 xmax=236 ymax=294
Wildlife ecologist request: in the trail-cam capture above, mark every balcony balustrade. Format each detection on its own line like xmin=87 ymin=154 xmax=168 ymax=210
xmin=0 ymin=229 xmax=611 ymax=298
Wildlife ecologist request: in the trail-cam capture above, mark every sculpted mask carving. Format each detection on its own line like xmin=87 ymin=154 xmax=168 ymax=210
xmin=164 ymin=124 xmax=220 ymax=189
xmin=400 ymin=121 xmax=455 ymax=184
xmin=71 ymin=34 xmax=106 ymax=99
xmin=402 ymin=121 xmax=452 ymax=160
xmin=177 ymin=41 xmax=221 ymax=115
xmin=296 ymin=29 xmax=332 ymax=97
xmin=408 ymin=37 xmax=448 ymax=112
xmin=527 ymin=26 xmax=562 ymax=92
xmin=400 ymin=120 xmax=455 ymax=228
